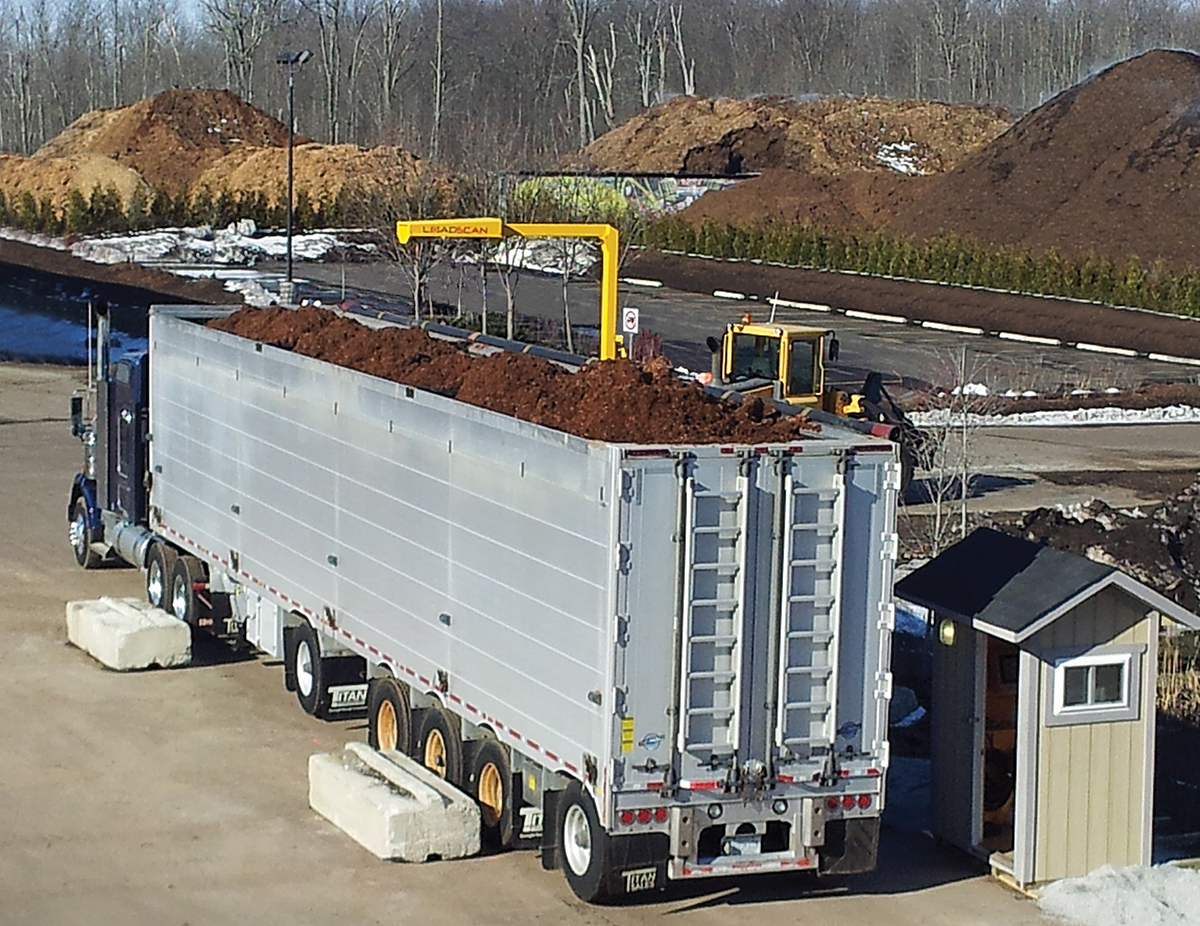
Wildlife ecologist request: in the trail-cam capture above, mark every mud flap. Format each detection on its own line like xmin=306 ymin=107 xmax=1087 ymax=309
xmin=604 ymin=832 xmax=670 ymax=896
xmin=818 ymin=817 xmax=880 ymax=875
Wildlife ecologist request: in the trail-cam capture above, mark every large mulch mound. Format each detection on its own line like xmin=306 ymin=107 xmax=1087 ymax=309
xmin=889 ymin=49 xmax=1200 ymax=268
xmin=680 ymin=167 xmax=927 ymax=233
xmin=566 ymin=95 xmax=1011 ymax=175
xmin=194 ymin=143 xmax=446 ymax=208
xmin=207 ymin=306 xmax=823 ymax=444
xmin=34 ymin=88 xmax=296 ymax=195
xmin=689 ymin=50 xmax=1200 ymax=271
xmin=0 ymin=153 xmax=151 ymax=212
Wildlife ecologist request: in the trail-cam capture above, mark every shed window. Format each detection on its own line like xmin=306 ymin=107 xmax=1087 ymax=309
xmin=1046 ymin=647 xmax=1142 ymax=726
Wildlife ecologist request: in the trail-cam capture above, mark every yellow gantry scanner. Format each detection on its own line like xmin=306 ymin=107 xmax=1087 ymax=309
xmin=395 ymin=218 xmax=621 ymax=361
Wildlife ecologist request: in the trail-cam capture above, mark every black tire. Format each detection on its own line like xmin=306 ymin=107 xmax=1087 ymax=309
xmin=70 ymin=497 xmax=102 ymax=569
xmin=468 ymin=739 xmax=513 ymax=850
xmin=291 ymin=621 xmax=325 ymax=716
xmin=145 ymin=542 xmax=178 ymax=609
xmin=558 ymin=781 xmax=610 ymax=904
xmin=168 ymin=554 xmax=206 ymax=625
xmin=415 ymin=705 xmax=464 ymax=786
xmin=367 ymin=677 xmax=412 ymax=753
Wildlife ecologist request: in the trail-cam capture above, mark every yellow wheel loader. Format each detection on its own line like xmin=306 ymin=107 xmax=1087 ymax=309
xmin=705 ymin=319 xmax=928 ymax=491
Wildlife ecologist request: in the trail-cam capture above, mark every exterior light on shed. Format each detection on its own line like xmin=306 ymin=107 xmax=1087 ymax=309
xmin=938 ymin=618 xmax=956 ymax=647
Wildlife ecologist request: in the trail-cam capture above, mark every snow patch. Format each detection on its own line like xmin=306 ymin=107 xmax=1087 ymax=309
xmin=911 ymin=404 xmax=1200 ymax=428
xmin=876 ymin=141 xmax=927 ymax=175
xmin=69 ymin=221 xmax=355 ymax=265
xmin=1037 ymin=863 xmax=1200 ymax=926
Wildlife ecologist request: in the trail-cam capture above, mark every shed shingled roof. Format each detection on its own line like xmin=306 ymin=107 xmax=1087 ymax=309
xmin=893 ymin=527 xmax=1200 ymax=642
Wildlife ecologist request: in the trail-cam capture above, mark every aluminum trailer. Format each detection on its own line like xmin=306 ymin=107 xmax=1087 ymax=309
xmin=68 ymin=303 xmax=900 ymax=902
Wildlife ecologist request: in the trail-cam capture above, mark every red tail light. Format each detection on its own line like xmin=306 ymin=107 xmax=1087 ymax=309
xmin=827 ymin=797 xmax=839 ymax=810
xmin=637 ymin=808 xmax=652 ymax=824
xmin=858 ymin=794 xmax=872 ymax=809
xmin=841 ymin=795 xmax=855 ymax=809
xmin=620 ymin=810 xmax=635 ymax=826
xmin=654 ymin=807 xmax=668 ymax=823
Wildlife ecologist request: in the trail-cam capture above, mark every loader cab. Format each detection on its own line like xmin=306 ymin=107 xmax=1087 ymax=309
xmin=710 ymin=322 xmax=837 ymax=407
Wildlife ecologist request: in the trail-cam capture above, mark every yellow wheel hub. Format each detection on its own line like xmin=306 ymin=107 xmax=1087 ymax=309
xmin=477 ymin=761 xmax=504 ymax=826
xmin=424 ymin=728 xmax=448 ymax=777
xmin=377 ymin=699 xmax=398 ymax=751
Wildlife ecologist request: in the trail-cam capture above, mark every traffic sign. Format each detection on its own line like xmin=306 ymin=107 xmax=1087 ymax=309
xmin=622 ymin=307 xmax=640 ymax=334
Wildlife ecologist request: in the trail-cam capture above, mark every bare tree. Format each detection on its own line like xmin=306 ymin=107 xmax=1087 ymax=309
xmin=201 ymin=0 xmax=284 ymax=102
xmin=564 ymin=0 xmax=597 ymax=148
xmin=586 ymin=21 xmax=618 ymax=133
xmin=668 ymin=3 xmax=695 ymax=95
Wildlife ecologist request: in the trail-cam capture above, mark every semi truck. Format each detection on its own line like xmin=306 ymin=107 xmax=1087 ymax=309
xmin=68 ymin=300 xmax=900 ymax=902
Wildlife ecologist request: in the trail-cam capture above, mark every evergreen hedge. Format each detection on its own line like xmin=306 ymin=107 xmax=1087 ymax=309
xmin=640 ymin=216 xmax=1200 ymax=320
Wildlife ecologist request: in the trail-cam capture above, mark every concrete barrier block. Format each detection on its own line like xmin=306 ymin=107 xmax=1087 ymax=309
xmin=66 ymin=597 xmax=191 ymax=670
xmin=309 ymin=742 xmax=480 ymax=862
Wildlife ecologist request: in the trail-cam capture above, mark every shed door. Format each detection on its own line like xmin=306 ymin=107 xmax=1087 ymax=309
xmin=931 ymin=623 xmax=983 ymax=851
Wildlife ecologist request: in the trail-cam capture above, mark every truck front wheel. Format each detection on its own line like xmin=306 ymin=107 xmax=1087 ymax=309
xmin=70 ymin=498 xmax=102 ymax=569
xmin=559 ymin=781 xmax=610 ymax=903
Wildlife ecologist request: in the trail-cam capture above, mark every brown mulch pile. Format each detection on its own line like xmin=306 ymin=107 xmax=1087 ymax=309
xmin=566 ymin=95 xmax=1011 ymax=175
xmin=5 ymin=88 xmax=443 ymax=209
xmin=986 ymin=476 xmax=1200 ymax=612
xmin=687 ymin=49 xmax=1200 ymax=271
xmin=35 ymin=88 xmax=296 ymax=195
xmin=889 ymin=49 xmax=1200 ymax=268
xmin=207 ymin=306 xmax=823 ymax=444
xmin=990 ymin=382 xmax=1200 ymax=415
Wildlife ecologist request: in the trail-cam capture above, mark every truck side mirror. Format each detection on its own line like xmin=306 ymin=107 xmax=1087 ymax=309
xmin=70 ymin=394 xmax=83 ymax=437
xmin=828 ymin=337 xmax=840 ymax=362
xmin=706 ymin=336 xmax=721 ymax=354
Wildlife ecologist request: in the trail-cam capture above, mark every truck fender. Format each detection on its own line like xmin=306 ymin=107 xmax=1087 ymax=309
xmin=68 ymin=475 xmax=102 ymax=532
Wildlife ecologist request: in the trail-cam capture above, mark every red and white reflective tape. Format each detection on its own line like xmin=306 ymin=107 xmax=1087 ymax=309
xmin=158 ymin=523 xmax=584 ymax=780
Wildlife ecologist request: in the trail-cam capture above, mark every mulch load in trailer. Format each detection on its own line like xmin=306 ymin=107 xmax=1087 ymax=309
xmin=207 ymin=306 xmax=823 ymax=445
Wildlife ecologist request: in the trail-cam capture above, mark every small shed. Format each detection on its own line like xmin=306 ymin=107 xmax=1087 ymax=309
xmin=895 ymin=527 xmax=1200 ymax=888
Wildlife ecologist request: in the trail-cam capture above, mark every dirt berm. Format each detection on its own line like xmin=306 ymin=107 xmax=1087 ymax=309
xmin=208 ymin=306 xmax=823 ymax=445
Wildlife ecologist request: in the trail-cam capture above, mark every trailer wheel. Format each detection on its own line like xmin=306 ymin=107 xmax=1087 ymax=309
xmin=168 ymin=554 xmax=206 ymax=625
xmin=145 ymin=542 xmax=178 ymax=609
xmin=291 ymin=622 xmax=325 ymax=716
xmin=416 ymin=706 xmax=463 ymax=786
xmin=468 ymin=739 xmax=513 ymax=849
xmin=559 ymin=781 xmax=610 ymax=903
xmin=367 ymin=677 xmax=411 ymax=753
xmin=70 ymin=498 xmax=102 ymax=569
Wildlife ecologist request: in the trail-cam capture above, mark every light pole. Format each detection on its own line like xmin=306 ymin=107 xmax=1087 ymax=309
xmin=276 ymin=49 xmax=312 ymax=305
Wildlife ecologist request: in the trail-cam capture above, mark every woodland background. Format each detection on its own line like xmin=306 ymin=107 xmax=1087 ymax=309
xmin=2 ymin=0 xmax=1196 ymax=169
